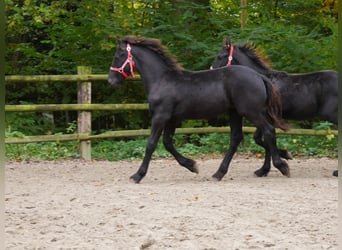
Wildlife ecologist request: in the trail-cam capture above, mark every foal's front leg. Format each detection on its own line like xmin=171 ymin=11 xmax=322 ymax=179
xmin=212 ymin=112 xmax=243 ymax=181
xmin=163 ymin=123 xmax=199 ymax=174
xmin=130 ymin=123 xmax=164 ymax=183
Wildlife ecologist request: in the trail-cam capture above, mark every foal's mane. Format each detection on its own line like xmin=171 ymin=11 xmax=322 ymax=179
xmin=236 ymin=42 xmax=272 ymax=71
xmin=121 ymin=36 xmax=183 ymax=72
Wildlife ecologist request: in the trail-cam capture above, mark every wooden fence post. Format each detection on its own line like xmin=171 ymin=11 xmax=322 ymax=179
xmin=77 ymin=66 xmax=92 ymax=160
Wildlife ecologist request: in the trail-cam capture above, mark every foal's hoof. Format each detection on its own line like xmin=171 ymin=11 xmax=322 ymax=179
xmin=191 ymin=162 xmax=199 ymax=174
xmin=279 ymin=149 xmax=293 ymax=160
xmin=254 ymin=168 xmax=269 ymax=177
xmin=212 ymin=171 xmax=224 ymax=181
xmin=278 ymin=165 xmax=290 ymax=177
xmin=130 ymin=173 xmax=143 ymax=184
xmin=333 ymin=170 xmax=338 ymax=177
xmin=183 ymin=159 xmax=199 ymax=174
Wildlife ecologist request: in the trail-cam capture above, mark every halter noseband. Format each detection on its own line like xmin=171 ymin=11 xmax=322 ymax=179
xmin=110 ymin=43 xmax=135 ymax=78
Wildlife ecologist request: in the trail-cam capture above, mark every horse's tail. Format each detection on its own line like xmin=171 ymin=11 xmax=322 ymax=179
xmin=262 ymin=75 xmax=290 ymax=131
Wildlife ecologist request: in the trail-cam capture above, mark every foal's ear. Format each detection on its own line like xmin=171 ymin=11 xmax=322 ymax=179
xmin=117 ymin=39 xmax=126 ymax=50
xmin=223 ymin=37 xmax=231 ymax=49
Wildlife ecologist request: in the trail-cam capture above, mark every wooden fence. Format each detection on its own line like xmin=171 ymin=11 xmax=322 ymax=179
xmin=5 ymin=66 xmax=338 ymax=160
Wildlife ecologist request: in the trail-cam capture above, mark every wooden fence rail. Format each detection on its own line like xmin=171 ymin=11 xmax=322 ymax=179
xmin=5 ymin=67 xmax=338 ymax=160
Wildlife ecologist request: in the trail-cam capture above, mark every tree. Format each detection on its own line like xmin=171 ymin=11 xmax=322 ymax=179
xmin=5 ymin=0 xmax=337 ymax=134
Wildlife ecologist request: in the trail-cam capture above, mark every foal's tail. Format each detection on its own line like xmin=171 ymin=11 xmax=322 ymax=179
xmin=262 ymin=76 xmax=290 ymax=131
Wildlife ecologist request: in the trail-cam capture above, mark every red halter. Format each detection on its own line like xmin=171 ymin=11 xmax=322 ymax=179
xmin=210 ymin=44 xmax=234 ymax=70
xmin=110 ymin=43 xmax=135 ymax=78
xmin=226 ymin=44 xmax=234 ymax=66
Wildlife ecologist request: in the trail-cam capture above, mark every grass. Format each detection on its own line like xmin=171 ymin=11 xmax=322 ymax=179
xmin=5 ymin=132 xmax=338 ymax=161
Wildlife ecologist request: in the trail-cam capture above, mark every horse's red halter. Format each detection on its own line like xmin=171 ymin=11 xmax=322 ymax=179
xmin=226 ymin=45 xmax=234 ymax=66
xmin=110 ymin=43 xmax=135 ymax=78
xmin=210 ymin=44 xmax=234 ymax=70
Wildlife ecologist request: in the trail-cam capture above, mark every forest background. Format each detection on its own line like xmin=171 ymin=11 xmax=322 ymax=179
xmin=5 ymin=0 xmax=338 ymax=160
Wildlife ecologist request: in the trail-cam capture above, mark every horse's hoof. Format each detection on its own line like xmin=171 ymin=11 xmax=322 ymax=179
xmin=281 ymin=167 xmax=290 ymax=177
xmin=274 ymin=161 xmax=290 ymax=177
xmin=254 ymin=168 xmax=268 ymax=177
xmin=279 ymin=149 xmax=293 ymax=160
xmin=183 ymin=159 xmax=199 ymax=174
xmin=192 ymin=162 xmax=199 ymax=174
xmin=333 ymin=170 xmax=338 ymax=177
xmin=130 ymin=173 xmax=143 ymax=184
xmin=212 ymin=175 xmax=222 ymax=181
xmin=212 ymin=172 xmax=224 ymax=181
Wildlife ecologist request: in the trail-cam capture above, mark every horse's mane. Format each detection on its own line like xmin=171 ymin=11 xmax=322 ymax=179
xmin=121 ymin=36 xmax=183 ymax=72
xmin=236 ymin=42 xmax=272 ymax=71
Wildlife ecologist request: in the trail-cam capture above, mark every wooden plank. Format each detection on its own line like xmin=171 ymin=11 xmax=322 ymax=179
xmin=5 ymin=74 xmax=141 ymax=82
xmin=5 ymin=127 xmax=338 ymax=144
xmin=5 ymin=103 xmax=149 ymax=112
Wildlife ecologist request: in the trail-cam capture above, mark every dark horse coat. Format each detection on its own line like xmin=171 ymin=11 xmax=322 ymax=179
xmin=211 ymin=37 xmax=338 ymax=177
xmin=108 ymin=36 xmax=289 ymax=183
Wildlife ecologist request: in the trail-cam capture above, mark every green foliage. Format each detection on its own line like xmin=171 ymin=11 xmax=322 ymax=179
xmin=5 ymin=0 xmax=338 ymax=150
xmin=65 ymin=121 xmax=77 ymax=134
xmin=5 ymin=141 xmax=79 ymax=161
xmin=6 ymin=132 xmax=337 ymax=161
xmin=6 ymin=111 xmax=55 ymax=136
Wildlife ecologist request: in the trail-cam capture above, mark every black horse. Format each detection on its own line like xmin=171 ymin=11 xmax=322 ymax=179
xmin=211 ymin=37 xmax=338 ymax=177
xmin=108 ymin=36 xmax=290 ymax=183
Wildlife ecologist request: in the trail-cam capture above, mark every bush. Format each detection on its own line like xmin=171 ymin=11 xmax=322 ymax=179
xmin=6 ymin=132 xmax=337 ymax=161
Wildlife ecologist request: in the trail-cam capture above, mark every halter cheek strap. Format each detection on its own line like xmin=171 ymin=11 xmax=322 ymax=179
xmin=209 ymin=44 xmax=234 ymax=70
xmin=110 ymin=43 xmax=135 ymax=78
xmin=226 ymin=45 xmax=234 ymax=66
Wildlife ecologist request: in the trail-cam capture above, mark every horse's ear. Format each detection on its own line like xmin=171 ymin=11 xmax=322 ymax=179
xmin=223 ymin=37 xmax=231 ymax=49
xmin=117 ymin=39 xmax=126 ymax=50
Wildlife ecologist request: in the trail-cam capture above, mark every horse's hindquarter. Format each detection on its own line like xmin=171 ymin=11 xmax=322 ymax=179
xmin=220 ymin=67 xmax=269 ymax=114
xmin=275 ymin=70 xmax=338 ymax=120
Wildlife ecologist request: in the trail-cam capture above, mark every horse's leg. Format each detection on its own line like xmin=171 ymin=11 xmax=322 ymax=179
xmin=212 ymin=111 xmax=243 ymax=181
xmin=253 ymin=128 xmax=292 ymax=177
xmin=254 ymin=128 xmax=292 ymax=160
xmin=130 ymin=118 xmax=164 ymax=183
xmin=253 ymin=128 xmax=271 ymax=177
xmin=163 ymin=123 xmax=199 ymax=173
xmin=261 ymin=123 xmax=290 ymax=177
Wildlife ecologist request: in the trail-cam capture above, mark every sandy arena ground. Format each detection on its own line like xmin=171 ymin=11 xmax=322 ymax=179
xmin=5 ymin=156 xmax=338 ymax=249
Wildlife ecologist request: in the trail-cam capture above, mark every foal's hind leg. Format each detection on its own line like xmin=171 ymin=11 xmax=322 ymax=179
xmin=163 ymin=123 xmax=199 ymax=174
xmin=254 ymin=129 xmax=292 ymax=177
xmin=254 ymin=129 xmax=292 ymax=159
xmin=253 ymin=128 xmax=292 ymax=177
xmin=261 ymin=124 xmax=290 ymax=177
xmin=253 ymin=128 xmax=271 ymax=177
xmin=212 ymin=111 xmax=243 ymax=181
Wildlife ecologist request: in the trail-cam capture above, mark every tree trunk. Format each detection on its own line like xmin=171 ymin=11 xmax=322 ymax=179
xmin=241 ymin=0 xmax=247 ymax=29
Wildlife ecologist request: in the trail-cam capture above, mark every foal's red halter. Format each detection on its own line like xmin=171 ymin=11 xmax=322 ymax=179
xmin=110 ymin=43 xmax=135 ymax=78
xmin=210 ymin=44 xmax=234 ymax=70
xmin=226 ymin=45 xmax=234 ymax=66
